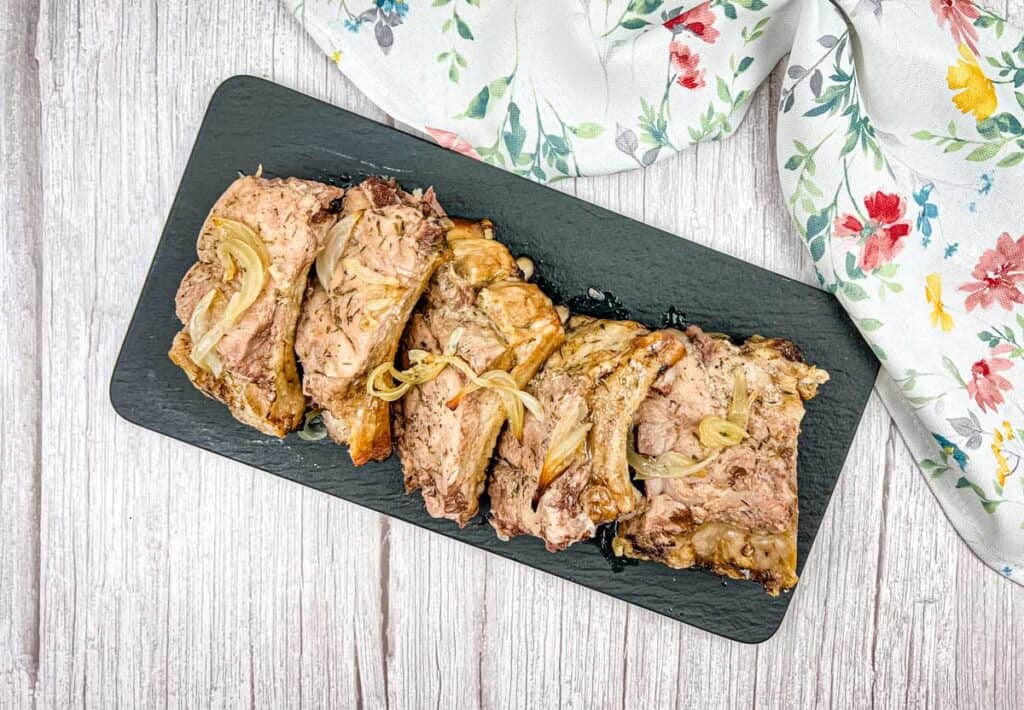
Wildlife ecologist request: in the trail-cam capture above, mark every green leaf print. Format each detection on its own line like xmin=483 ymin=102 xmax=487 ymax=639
xmin=806 ymin=209 xmax=830 ymax=238
xmin=570 ymin=123 xmax=604 ymax=139
xmin=488 ymin=76 xmax=510 ymax=99
xmin=967 ymin=143 xmax=1002 ymax=161
xmin=455 ymin=16 xmax=474 ymax=39
xmin=436 ymin=0 xmax=480 ymax=83
xmin=941 ymin=356 xmax=967 ymax=387
xmin=628 ymin=0 xmax=663 ymax=12
xmin=621 ymin=18 xmax=650 ymax=30
xmin=843 ymin=282 xmax=868 ymax=301
xmin=997 ymin=151 xmax=1024 ymax=167
xmin=459 ymin=86 xmax=490 ymax=119
xmin=956 ymin=477 xmax=1005 ymax=514
xmin=809 ymin=236 xmax=826 ymax=261
xmin=504 ymin=102 xmax=526 ymax=158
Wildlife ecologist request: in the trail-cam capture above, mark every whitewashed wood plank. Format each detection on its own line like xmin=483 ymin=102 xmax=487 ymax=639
xmin=479 ymin=553 xmax=630 ymax=710
xmin=0 ymin=1 xmax=42 ymax=708
xmin=384 ymin=522 xmax=488 ymax=710
xmin=867 ymin=437 xmax=961 ymax=710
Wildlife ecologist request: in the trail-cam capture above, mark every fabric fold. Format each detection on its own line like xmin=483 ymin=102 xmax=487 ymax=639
xmin=285 ymin=0 xmax=1024 ymax=584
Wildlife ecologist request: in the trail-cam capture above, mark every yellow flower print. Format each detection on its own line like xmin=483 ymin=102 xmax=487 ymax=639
xmin=947 ymin=43 xmax=997 ymax=122
xmin=330 ymin=50 xmax=343 ymax=68
xmin=992 ymin=421 xmax=1015 ymax=486
xmin=925 ymin=273 xmax=954 ymax=332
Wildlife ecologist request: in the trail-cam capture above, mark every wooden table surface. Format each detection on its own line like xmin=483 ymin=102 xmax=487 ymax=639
xmin=3 ymin=1 xmax=1023 ymax=707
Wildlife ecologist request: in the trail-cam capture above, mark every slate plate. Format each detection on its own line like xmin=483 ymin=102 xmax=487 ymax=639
xmin=110 ymin=76 xmax=878 ymax=644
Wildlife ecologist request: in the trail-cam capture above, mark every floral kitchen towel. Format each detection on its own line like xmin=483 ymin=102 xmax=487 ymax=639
xmin=286 ymin=0 xmax=1024 ymax=584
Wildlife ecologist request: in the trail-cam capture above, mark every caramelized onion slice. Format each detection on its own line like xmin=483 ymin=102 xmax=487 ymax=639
xmin=366 ymin=348 xmax=543 ymax=440
xmin=538 ymin=419 xmax=592 ymax=493
xmin=316 ymin=212 xmax=362 ymax=290
xmin=212 ymin=217 xmax=270 ymax=267
xmin=697 ymin=416 xmax=747 ymax=448
xmin=692 ymin=369 xmax=753 ymax=449
xmin=726 ymin=368 xmax=750 ymax=429
xmin=190 ymin=237 xmax=267 ymax=370
xmin=627 ymin=432 xmax=719 ymax=480
xmin=188 ymin=288 xmax=224 ymax=376
xmin=297 ymin=409 xmax=327 ymax=441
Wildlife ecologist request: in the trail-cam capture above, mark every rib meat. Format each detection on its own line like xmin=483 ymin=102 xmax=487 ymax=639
xmin=394 ymin=220 xmax=564 ymax=525
xmin=295 ymin=177 xmax=449 ymax=465
xmin=489 ymin=316 xmax=686 ymax=551
xmin=612 ymin=326 xmax=829 ymax=595
xmin=169 ymin=175 xmax=344 ymax=437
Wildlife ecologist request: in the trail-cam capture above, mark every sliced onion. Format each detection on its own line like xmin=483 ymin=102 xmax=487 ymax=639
xmin=188 ymin=288 xmax=223 ymax=376
xmin=316 ymin=212 xmax=362 ymax=290
xmin=188 ymin=288 xmax=219 ymax=337
xmin=538 ymin=420 xmax=591 ymax=492
xmin=726 ymin=368 xmax=750 ymax=429
xmin=515 ymin=256 xmax=535 ymax=280
xmin=460 ymin=369 xmax=543 ymax=440
xmin=439 ymin=360 xmax=543 ymax=437
xmin=190 ymin=237 xmax=267 ymax=369
xmin=698 ymin=416 xmax=747 ymax=448
xmin=217 ymin=240 xmax=237 ymax=282
xmin=342 ymin=257 xmax=400 ymax=287
xmin=297 ymin=409 xmax=327 ymax=441
xmin=212 ymin=217 xmax=270 ymax=267
xmin=365 ymin=348 xmax=544 ymax=438
xmin=627 ymin=432 xmax=719 ymax=480
xmin=367 ymin=351 xmax=449 ymax=402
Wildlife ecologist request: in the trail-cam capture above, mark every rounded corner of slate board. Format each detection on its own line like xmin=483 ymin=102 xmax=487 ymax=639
xmin=209 ymin=74 xmax=270 ymax=105
xmin=112 ymin=77 xmax=881 ymax=644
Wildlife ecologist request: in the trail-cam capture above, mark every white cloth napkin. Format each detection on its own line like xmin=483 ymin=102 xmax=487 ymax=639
xmin=285 ymin=0 xmax=1024 ymax=584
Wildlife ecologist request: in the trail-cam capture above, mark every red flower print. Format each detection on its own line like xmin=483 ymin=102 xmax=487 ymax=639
xmin=664 ymin=2 xmax=719 ymax=45
xmin=425 ymin=127 xmax=482 ymax=161
xmin=958 ymin=232 xmax=1024 ymax=312
xmin=967 ymin=349 xmax=1014 ymax=413
xmin=832 ymin=191 xmax=911 ymax=272
xmin=669 ymin=41 xmax=704 ymax=90
xmin=930 ymin=0 xmax=980 ymax=55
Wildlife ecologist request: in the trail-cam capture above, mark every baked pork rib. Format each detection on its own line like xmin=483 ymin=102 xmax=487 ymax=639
xmin=489 ymin=316 xmax=686 ymax=551
xmin=394 ymin=219 xmax=564 ymax=526
xmin=612 ymin=326 xmax=829 ymax=595
xmin=295 ymin=177 xmax=449 ymax=465
xmin=169 ymin=175 xmax=345 ymax=437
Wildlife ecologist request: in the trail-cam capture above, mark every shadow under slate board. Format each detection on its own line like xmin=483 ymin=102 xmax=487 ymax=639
xmin=110 ymin=76 xmax=879 ymax=644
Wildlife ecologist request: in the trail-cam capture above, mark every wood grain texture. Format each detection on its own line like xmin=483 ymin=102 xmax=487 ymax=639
xmin=0 ymin=0 xmax=1018 ymax=707
xmin=1 ymin=1 xmax=41 ymax=708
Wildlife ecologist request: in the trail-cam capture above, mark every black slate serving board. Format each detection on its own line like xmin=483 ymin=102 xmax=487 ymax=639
xmin=111 ymin=76 xmax=878 ymax=644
